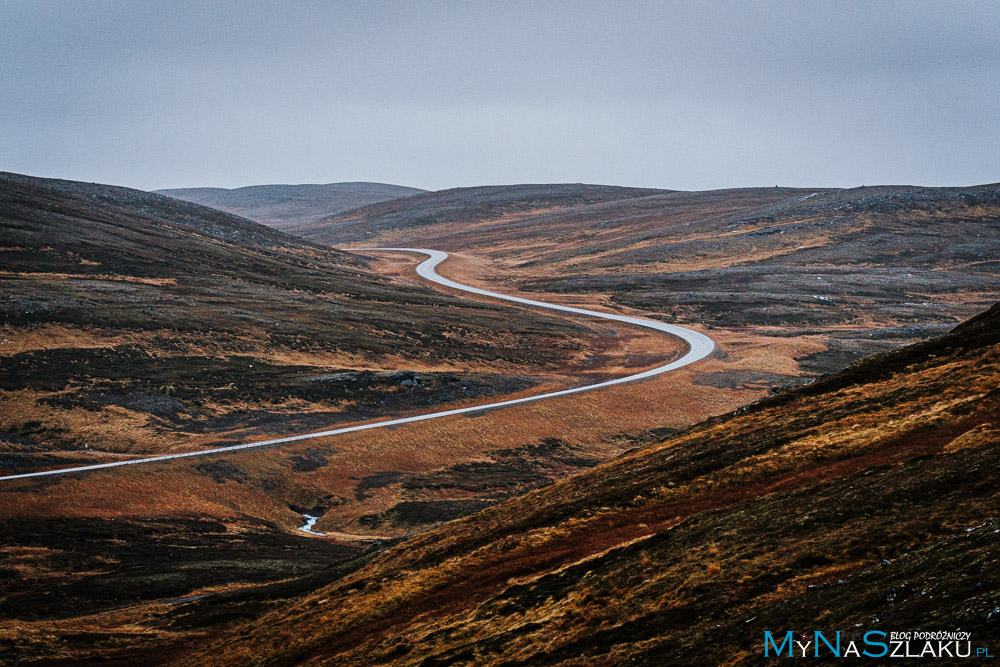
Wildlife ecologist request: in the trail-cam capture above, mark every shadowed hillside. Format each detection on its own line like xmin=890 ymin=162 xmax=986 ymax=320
xmin=0 ymin=172 xmax=596 ymax=461
xmin=156 ymin=182 xmax=426 ymax=231
xmin=183 ymin=302 xmax=1000 ymax=665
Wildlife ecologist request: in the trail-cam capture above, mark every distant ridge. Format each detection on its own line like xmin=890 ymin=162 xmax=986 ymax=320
xmin=156 ymin=182 xmax=426 ymax=231
xmin=291 ymin=183 xmax=671 ymax=244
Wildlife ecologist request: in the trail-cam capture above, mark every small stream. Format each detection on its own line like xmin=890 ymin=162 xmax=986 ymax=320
xmin=298 ymin=514 xmax=325 ymax=536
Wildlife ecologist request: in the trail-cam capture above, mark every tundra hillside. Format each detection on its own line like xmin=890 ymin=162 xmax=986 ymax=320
xmin=185 ymin=301 xmax=1000 ymax=666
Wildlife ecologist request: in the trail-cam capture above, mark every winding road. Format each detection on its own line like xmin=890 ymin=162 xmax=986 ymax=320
xmin=0 ymin=249 xmax=714 ymax=481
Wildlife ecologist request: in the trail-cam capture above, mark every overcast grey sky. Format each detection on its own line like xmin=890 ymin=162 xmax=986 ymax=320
xmin=1 ymin=1 xmax=997 ymax=191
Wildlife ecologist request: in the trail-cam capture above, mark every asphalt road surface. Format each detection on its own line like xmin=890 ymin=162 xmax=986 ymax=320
xmin=0 ymin=249 xmax=714 ymax=481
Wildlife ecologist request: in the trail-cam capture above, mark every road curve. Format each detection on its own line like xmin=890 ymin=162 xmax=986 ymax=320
xmin=0 ymin=249 xmax=714 ymax=481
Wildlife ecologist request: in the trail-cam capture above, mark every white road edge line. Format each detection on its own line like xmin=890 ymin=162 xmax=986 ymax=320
xmin=0 ymin=248 xmax=715 ymax=481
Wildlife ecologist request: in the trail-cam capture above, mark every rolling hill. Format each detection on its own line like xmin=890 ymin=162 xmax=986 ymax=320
xmin=156 ymin=182 xmax=426 ymax=232
xmin=299 ymin=182 xmax=1000 ymax=377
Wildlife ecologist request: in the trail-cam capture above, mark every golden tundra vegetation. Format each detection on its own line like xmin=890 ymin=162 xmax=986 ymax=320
xmin=1 ymin=173 xmax=998 ymax=664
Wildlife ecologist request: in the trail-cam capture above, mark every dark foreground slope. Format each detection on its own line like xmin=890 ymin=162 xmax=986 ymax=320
xmin=187 ymin=302 xmax=1000 ymax=665
xmin=0 ymin=172 xmax=589 ymax=459
xmin=156 ymin=182 xmax=426 ymax=231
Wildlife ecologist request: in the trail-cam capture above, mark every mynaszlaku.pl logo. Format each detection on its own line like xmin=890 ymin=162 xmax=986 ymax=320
xmin=764 ymin=631 xmax=994 ymax=658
